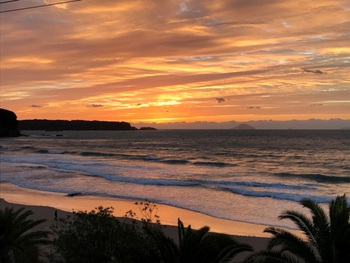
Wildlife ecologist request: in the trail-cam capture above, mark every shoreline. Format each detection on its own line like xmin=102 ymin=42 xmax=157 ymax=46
xmin=0 ymin=182 xmax=272 ymax=238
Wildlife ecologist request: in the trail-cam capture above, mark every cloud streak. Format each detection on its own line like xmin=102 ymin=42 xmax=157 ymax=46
xmin=302 ymin=68 xmax=325 ymax=74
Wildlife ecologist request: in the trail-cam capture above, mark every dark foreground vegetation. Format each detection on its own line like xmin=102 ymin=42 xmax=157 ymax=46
xmin=0 ymin=207 xmax=51 ymax=262
xmin=1 ymin=196 xmax=349 ymax=263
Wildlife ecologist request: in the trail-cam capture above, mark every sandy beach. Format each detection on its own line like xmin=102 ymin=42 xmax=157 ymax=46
xmin=0 ymin=182 xmax=275 ymax=253
xmin=0 ymin=182 xmax=273 ymax=237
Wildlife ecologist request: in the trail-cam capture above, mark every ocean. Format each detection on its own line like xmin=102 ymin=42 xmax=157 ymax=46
xmin=1 ymin=129 xmax=349 ymax=229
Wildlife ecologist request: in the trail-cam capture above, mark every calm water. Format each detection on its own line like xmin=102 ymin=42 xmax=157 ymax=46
xmin=1 ymin=130 xmax=349 ymax=228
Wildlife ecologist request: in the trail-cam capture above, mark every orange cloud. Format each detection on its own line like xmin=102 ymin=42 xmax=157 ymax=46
xmin=0 ymin=0 xmax=349 ymax=123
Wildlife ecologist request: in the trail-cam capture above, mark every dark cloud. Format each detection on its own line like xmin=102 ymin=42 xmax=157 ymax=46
xmin=301 ymin=68 xmax=325 ymax=74
xmin=87 ymin=104 xmax=103 ymax=108
xmin=216 ymin=98 xmax=225 ymax=103
xmin=247 ymin=106 xmax=261 ymax=109
xmin=30 ymin=104 xmax=42 ymax=108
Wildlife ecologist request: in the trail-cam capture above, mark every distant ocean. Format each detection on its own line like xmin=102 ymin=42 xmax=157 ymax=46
xmin=1 ymin=130 xmax=349 ymax=229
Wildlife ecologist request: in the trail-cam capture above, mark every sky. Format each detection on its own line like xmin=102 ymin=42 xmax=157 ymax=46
xmin=1 ymin=0 xmax=349 ymax=126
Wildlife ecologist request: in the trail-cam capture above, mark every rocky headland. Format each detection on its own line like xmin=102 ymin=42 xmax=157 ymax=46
xmin=0 ymin=108 xmax=21 ymax=137
xmin=19 ymin=119 xmax=137 ymax=131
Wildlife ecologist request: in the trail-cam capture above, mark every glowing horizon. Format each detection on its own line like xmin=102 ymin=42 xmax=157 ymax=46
xmin=1 ymin=0 xmax=349 ymax=124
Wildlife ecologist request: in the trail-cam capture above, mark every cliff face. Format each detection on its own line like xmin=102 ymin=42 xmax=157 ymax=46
xmin=0 ymin=108 xmax=21 ymax=137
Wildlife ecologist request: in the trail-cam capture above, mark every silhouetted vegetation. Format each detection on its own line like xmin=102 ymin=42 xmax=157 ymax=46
xmin=0 ymin=207 xmax=51 ymax=263
xmin=175 ymin=218 xmax=252 ymax=262
xmin=2 ymin=196 xmax=348 ymax=263
xmin=49 ymin=206 xmax=161 ymax=263
xmin=244 ymin=195 xmax=350 ymax=263
xmin=50 ymin=201 xmax=252 ymax=262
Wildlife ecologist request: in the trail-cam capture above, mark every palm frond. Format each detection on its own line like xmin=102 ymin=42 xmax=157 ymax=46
xmin=278 ymin=210 xmax=316 ymax=244
xmin=301 ymin=198 xmax=331 ymax=260
xmin=178 ymin=218 xmax=185 ymax=244
xmin=218 ymin=243 xmax=253 ymax=263
xmin=180 ymin=224 xmax=210 ymax=261
xmin=199 ymin=232 xmax=253 ymax=262
xmin=143 ymin=226 xmax=178 ymax=262
xmin=301 ymin=199 xmax=330 ymax=231
xmin=243 ymin=250 xmax=303 ymax=263
xmin=264 ymin=227 xmax=319 ymax=263
xmin=329 ymin=195 xmax=350 ymax=262
xmin=329 ymin=195 xmax=350 ymax=235
xmin=176 ymin=219 xmax=252 ymax=263
xmin=0 ymin=207 xmax=51 ymax=262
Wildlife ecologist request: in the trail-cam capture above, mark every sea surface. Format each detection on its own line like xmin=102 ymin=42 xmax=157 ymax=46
xmin=1 ymin=130 xmax=349 ymax=229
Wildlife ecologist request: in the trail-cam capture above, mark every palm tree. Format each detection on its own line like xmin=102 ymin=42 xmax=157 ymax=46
xmin=145 ymin=218 xmax=253 ymax=263
xmin=244 ymin=195 xmax=350 ymax=263
xmin=178 ymin=218 xmax=253 ymax=263
xmin=0 ymin=207 xmax=51 ymax=263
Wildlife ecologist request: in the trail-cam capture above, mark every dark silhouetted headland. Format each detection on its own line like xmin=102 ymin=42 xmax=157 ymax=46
xmin=232 ymin=123 xmax=255 ymax=130
xmin=19 ymin=119 xmax=137 ymax=131
xmin=0 ymin=108 xmax=21 ymax=137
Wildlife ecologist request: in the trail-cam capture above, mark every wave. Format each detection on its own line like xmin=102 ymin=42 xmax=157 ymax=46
xmin=17 ymin=146 xmax=67 ymax=155
xmin=217 ymin=186 xmax=332 ymax=203
xmin=16 ymin=165 xmax=47 ymax=170
xmin=142 ymin=157 xmax=234 ymax=167
xmin=162 ymin=159 xmax=190 ymax=165
xmin=77 ymin=172 xmax=320 ymax=203
xmin=22 ymin=147 xmax=234 ymax=168
xmin=193 ymin=161 xmax=235 ymax=167
xmin=72 ymin=170 xmax=318 ymax=196
xmin=206 ymin=180 xmax=316 ymax=191
xmin=2 ymin=157 xmax=336 ymax=205
xmin=21 ymin=146 xmax=37 ymax=150
xmin=2 ymin=145 xmax=347 ymax=205
xmin=276 ymin=172 xmax=350 ymax=183
xmin=142 ymin=156 xmax=190 ymax=165
xmin=80 ymin=151 xmax=116 ymax=157
xmin=80 ymin=172 xmax=201 ymax=187
xmin=36 ymin=149 xmax=67 ymax=154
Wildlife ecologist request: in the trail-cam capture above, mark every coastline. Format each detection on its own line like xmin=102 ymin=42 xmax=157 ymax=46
xmin=0 ymin=182 xmax=272 ymax=239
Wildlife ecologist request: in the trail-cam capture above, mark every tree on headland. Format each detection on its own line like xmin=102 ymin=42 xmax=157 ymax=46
xmin=0 ymin=207 xmax=51 ymax=263
xmin=244 ymin=195 xmax=350 ymax=263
